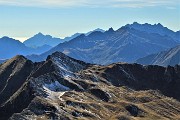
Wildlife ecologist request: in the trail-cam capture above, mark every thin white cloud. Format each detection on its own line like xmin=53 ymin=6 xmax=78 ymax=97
xmin=111 ymin=0 xmax=179 ymax=8
xmin=0 ymin=0 xmax=179 ymax=8
xmin=0 ymin=0 xmax=86 ymax=7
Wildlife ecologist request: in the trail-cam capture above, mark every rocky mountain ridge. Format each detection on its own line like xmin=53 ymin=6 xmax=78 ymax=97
xmin=0 ymin=52 xmax=180 ymax=119
xmin=27 ymin=26 xmax=179 ymax=65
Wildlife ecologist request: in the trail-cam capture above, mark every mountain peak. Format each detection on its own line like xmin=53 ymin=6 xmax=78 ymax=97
xmin=128 ymin=22 xmax=165 ymax=28
xmin=124 ymin=22 xmax=179 ymax=42
xmin=38 ymin=32 xmax=43 ymax=35
xmin=1 ymin=36 xmax=14 ymax=40
xmin=94 ymin=28 xmax=105 ymax=32
xmin=85 ymin=28 xmax=105 ymax=36
xmin=10 ymin=55 xmax=29 ymax=63
xmin=47 ymin=51 xmax=66 ymax=61
xmin=47 ymin=51 xmax=89 ymax=73
xmin=155 ymin=23 xmax=163 ymax=27
xmin=1 ymin=55 xmax=30 ymax=70
xmin=13 ymin=55 xmax=27 ymax=59
xmin=0 ymin=36 xmax=22 ymax=43
xmin=23 ymin=33 xmax=62 ymax=48
xmin=106 ymin=27 xmax=115 ymax=33
xmin=132 ymin=22 xmax=140 ymax=25
xmin=35 ymin=32 xmax=45 ymax=36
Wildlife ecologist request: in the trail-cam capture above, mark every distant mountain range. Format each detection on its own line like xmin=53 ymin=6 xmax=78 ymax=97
xmin=0 ymin=22 xmax=179 ymax=66
xmin=27 ymin=24 xmax=179 ymax=65
xmin=23 ymin=32 xmax=64 ymax=48
xmin=23 ymin=28 xmax=105 ymax=48
xmin=136 ymin=45 xmax=180 ymax=66
xmin=0 ymin=52 xmax=180 ymax=119
xmin=1 ymin=23 xmax=180 ymax=120
xmin=85 ymin=28 xmax=105 ymax=36
xmin=0 ymin=28 xmax=106 ymax=61
xmin=0 ymin=37 xmax=52 ymax=59
xmin=126 ymin=22 xmax=180 ymax=42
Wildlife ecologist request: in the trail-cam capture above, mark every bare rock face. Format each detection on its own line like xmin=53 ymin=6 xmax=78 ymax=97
xmin=0 ymin=55 xmax=34 ymax=105
xmin=0 ymin=52 xmax=180 ymax=120
xmin=94 ymin=63 xmax=180 ymax=100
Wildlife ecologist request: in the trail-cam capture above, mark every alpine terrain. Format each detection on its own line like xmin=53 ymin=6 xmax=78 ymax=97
xmin=0 ymin=52 xmax=180 ymax=120
xmin=27 ymin=23 xmax=179 ymax=65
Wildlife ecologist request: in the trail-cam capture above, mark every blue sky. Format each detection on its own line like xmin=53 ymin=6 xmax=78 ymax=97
xmin=0 ymin=0 xmax=179 ymax=42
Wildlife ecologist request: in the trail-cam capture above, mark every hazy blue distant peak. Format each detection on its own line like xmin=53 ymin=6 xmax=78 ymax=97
xmin=23 ymin=32 xmax=63 ymax=48
xmin=108 ymin=27 xmax=114 ymax=31
xmin=33 ymin=32 xmax=47 ymax=38
xmin=125 ymin=22 xmax=177 ymax=33
xmin=0 ymin=36 xmax=52 ymax=59
xmin=94 ymin=28 xmax=105 ymax=32
xmin=0 ymin=36 xmax=22 ymax=43
xmin=131 ymin=22 xmax=163 ymax=26
xmin=155 ymin=23 xmax=163 ymax=27
xmin=33 ymin=32 xmax=59 ymax=39
xmin=104 ymin=27 xmax=115 ymax=34
xmin=32 ymin=32 xmax=46 ymax=38
xmin=1 ymin=36 xmax=14 ymax=40
xmin=1 ymin=36 xmax=10 ymax=39
xmin=127 ymin=22 xmax=164 ymax=27
xmin=36 ymin=32 xmax=43 ymax=35
xmin=85 ymin=28 xmax=105 ymax=36
xmin=63 ymin=33 xmax=82 ymax=41
xmin=125 ymin=22 xmax=180 ymax=42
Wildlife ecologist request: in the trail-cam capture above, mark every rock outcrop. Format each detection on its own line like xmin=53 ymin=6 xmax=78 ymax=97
xmin=0 ymin=52 xmax=180 ymax=120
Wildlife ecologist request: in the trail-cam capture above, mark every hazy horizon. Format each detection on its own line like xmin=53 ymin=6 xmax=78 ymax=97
xmin=0 ymin=0 xmax=180 ymax=42
xmin=1 ymin=22 xmax=180 ymax=42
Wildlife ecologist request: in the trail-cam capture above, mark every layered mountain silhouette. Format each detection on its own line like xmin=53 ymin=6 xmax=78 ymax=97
xmin=137 ymin=45 xmax=180 ymax=66
xmin=85 ymin=28 xmax=105 ymax=36
xmin=63 ymin=33 xmax=82 ymax=42
xmin=23 ymin=32 xmax=64 ymax=48
xmin=1 ymin=23 xmax=179 ymax=66
xmin=23 ymin=29 xmax=105 ymax=48
xmin=0 ymin=52 xmax=180 ymax=119
xmin=0 ymin=37 xmax=52 ymax=59
xmin=62 ymin=28 xmax=105 ymax=42
xmin=27 ymin=25 xmax=179 ymax=65
xmin=126 ymin=22 xmax=180 ymax=42
xmin=0 ymin=28 xmax=105 ymax=60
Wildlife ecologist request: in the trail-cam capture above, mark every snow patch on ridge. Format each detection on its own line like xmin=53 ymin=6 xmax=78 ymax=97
xmin=44 ymin=81 xmax=69 ymax=92
xmin=43 ymin=81 xmax=70 ymax=101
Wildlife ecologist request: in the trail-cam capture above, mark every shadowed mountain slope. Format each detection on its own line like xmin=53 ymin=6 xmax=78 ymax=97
xmin=27 ymin=26 xmax=178 ymax=65
xmin=0 ymin=37 xmax=52 ymax=59
xmin=136 ymin=45 xmax=180 ymax=66
xmin=0 ymin=52 xmax=180 ymax=120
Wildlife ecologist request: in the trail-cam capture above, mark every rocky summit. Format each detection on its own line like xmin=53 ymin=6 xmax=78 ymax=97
xmin=0 ymin=52 xmax=180 ymax=120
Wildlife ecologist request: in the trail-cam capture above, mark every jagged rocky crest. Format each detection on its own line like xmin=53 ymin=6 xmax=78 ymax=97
xmin=27 ymin=23 xmax=179 ymax=65
xmin=0 ymin=52 xmax=180 ymax=120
